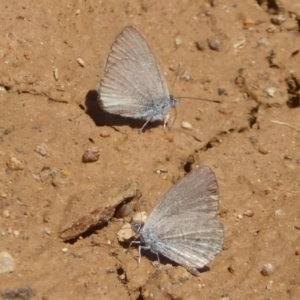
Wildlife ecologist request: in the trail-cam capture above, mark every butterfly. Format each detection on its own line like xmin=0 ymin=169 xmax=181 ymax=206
xmin=130 ymin=166 xmax=224 ymax=275
xmin=98 ymin=26 xmax=179 ymax=132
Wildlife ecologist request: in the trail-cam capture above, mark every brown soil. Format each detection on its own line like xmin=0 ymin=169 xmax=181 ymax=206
xmin=1 ymin=0 xmax=300 ymax=299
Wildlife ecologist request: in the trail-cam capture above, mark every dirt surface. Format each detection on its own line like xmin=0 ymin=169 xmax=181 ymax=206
xmin=1 ymin=0 xmax=300 ymax=299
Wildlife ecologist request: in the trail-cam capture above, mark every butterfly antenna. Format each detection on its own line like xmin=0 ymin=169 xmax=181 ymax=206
xmin=171 ymin=63 xmax=181 ymax=91
xmin=179 ymin=96 xmax=222 ymax=103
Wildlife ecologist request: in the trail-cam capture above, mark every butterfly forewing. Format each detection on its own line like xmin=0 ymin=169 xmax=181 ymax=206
xmin=100 ymin=26 xmax=170 ymax=118
xmin=145 ymin=166 xmax=220 ymax=227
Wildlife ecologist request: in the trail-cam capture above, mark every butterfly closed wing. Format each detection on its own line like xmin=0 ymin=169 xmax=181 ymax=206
xmin=98 ymin=26 xmax=179 ymax=131
xmin=132 ymin=166 xmax=224 ymax=275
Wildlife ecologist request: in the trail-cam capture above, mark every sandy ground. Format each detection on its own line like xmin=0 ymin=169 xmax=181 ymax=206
xmin=1 ymin=0 xmax=300 ymax=299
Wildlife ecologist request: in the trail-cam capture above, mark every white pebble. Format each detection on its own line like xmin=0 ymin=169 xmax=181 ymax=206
xmin=181 ymin=71 xmax=191 ymax=81
xmin=44 ymin=227 xmax=51 ymax=235
xmin=0 ymin=86 xmax=7 ymax=93
xmin=132 ymin=211 xmax=147 ymax=223
xmin=181 ymin=121 xmax=193 ymax=130
xmin=0 ymin=251 xmax=15 ymax=274
xmin=13 ymin=230 xmax=20 ymax=237
xmin=117 ymin=223 xmax=133 ymax=243
xmin=77 ymin=58 xmax=85 ymax=67
xmin=261 ymin=263 xmax=275 ymax=276
xmin=266 ymin=280 xmax=273 ymax=290
xmin=265 ymin=86 xmax=277 ymax=97
xmin=258 ymin=37 xmax=270 ymax=47
xmin=274 ymin=209 xmax=283 ymax=216
xmin=34 ymin=144 xmax=49 ymax=157
xmin=61 ymin=248 xmax=68 ymax=253
xmin=174 ymin=38 xmax=182 ymax=48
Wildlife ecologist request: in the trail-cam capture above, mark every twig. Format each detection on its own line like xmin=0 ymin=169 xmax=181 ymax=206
xmin=271 ymin=120 xmax=300 ymax=132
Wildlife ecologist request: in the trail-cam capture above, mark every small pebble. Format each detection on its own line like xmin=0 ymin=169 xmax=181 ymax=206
xmin=243 ymin=17 xmax=256 ymax=27
xmin=61 ymin=248 xmax=68 ymax=253
xmin=53 ymin=68 xmax=59 ymax=81
xmin=0 ymin=191 xmax=8 ymax=198
xmin=118 ymin=273 xmax=126 ymax=280
xmin=243 ymin=209 xmax=254 ymax=217
xmin=181 ymin=121 xmax=193 ymax=130
xmin=274 ymin=209 xmax=283 ymax=216
xmin=32 ymin=125 xmax=41 ymax=130
xmin=114 ymin=203 xmax=133 ymax=218
xmin=13 ymin=230 xmax=20 ymax=237
xmin=77 ymin=58 xmax=85 ymax=67
xmin=0 ymin=86 xmax=7 ymax=93
xmin=3 ymin=124 xmax=15 ymax=135
xmin=35 ymin=144 xmax=49 ymax=157
xmin=82 ymin=147 xmax=101 ymax=163
xmin=295 ymin=249 xmax=300 ymax=256
xmin=233 ymin=39 xmax=246 ymax=49
xmin=174 ymin=38 xmax=182 ymax=49
xmin=267 ymin=25 xmax=277 ymax=33
xmin=218 ymin=88 xmax=228 ymax=96
xmin=117 ymin=223 xmax=133 ymax=243
xmin=261 ymin=263 xmax=275 ymax=276
xmin=75 ymin=9 xmax=81 ymax=15
xmin=3 ymin=210 xmax=10 ymax=217
xmin=0 ymin=251 xmax=15 ymax=274
xmin=195 ymin=41 xmax=206 ymax=51
xmin=266 ymin=280 xmax=273 ymax=290
xmin=258 ymin=37 xmax=270 ymax=47
xmin=208 ymin=37 xmax=222 ymax=52
xmin=283 ymin=20 xmax=298 ymax=31
xmin=228 ymin=265 xmax=235 ymax=274
xmin=265 ymin=86 xmax=277 ymax=97
xmin=181 ymin=71 xmax=191 ymax=81
xmin=44 ymin=227 xmax=52 ymax=235
xmin=219 ymin=107 xmax=232 ymax=115
xmin=271 ymin=14 xmax=286 ymax=25
xmin=132 ymin=211 xmax=147 ymax=223
xmin=100 ymin=130 xmax=110 ymax=138
xmin=6 ymin=156 xmax=24 ymax=171
xmin=155 ymin=168 xmax=168 ymax=174
xmin=258 ymin=145 xmax=269 ymax=154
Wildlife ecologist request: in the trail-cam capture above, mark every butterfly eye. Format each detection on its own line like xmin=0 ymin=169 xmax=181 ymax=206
xmin=131 ymin=221 xmax=144 ymax=234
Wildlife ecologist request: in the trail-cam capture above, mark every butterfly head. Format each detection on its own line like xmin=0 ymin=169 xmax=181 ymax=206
xmin=170 ymin=95 xmax=179 ymax=108
xmin=131 ymin=221 xmax=145 ymax=234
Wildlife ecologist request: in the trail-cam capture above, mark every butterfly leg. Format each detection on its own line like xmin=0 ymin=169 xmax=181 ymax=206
xmin=139 ymin=116 xmax=153 ymax=133
xmin=155 ymin=253 xmax=160 ymax=264
xmin=163 ymin=114 xmax=170 ymax=130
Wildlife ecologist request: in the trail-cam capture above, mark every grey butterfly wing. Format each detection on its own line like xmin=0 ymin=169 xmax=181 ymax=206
xmin=145 ymin=166 xmax=220 ymax=227
xmin=99 ymin=26 xmax=170 ymax=119
xmin=152 ymin=214 xmax=224 ymax=268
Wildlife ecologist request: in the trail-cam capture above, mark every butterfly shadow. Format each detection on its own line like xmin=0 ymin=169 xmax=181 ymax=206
xmin=84 ymin=90 xmax=163 ymax=131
